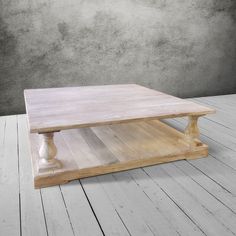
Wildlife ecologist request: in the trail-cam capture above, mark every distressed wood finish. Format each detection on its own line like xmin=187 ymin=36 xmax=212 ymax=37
xmin=24 ymin=84 xmax=215 ymax=133
xmin=38 ymin=133 xmax=62 ymax=172
xmin=24 ymin=84 xmax=215 ymax=187
xmin=2 ymin=94 xmax=236 ymax=236
xmin=0 ymin=116 xmax=20 ymax=235
xmin=29 ymin=120 xmax=209 ymax=188
xmin=185 ymin=115 xmax=201 ymax=147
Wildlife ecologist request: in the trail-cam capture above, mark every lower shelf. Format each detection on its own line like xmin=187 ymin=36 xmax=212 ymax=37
xmin=29 ymin=120 xmax=208 ymax=188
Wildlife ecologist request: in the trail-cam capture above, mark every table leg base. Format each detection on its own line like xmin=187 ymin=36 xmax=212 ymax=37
xmin=38 ymin=159 xmax=62 ymax=173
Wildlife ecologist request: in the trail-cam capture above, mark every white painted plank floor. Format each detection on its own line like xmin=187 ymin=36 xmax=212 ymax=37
xmin=1 ymin=94 xmax=236 ymax=236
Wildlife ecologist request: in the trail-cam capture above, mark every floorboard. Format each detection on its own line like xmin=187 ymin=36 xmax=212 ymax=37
xmin=0 ymin=116 xmax=20 ymax=236
xmin=60 ymin=181 xmax=104 ymax=236
xmin=143 ymin=165 xmax=235 ymax=236
xmin=81 ymin=177 xmax=131 ymax=236
xmin=128 ymin=168 xmax=205 ymax=236
xmin=1 ymin=94 xmax=236 ymax=236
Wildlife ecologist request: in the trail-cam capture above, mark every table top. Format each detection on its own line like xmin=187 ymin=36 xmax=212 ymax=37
xmin=24 ymin=84 xmax=215 ymax=133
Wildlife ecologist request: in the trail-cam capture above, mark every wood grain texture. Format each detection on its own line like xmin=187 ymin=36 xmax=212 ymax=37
xmin=97 ymin=173 xmax=178 ymax=236
xmin=0 ymin=116 xmax=20 ymax=235
xmin=81 ymin=177 xmax=131 ymax=236
xmin=38 ymin=132 xmax=62 ymax=172
xmin=2 ymin=94 xmax=236 ymax=236
xmin=24 ymin=84 xmax=215 ymax=133
xmin=128 ymin=168 xmax=205 ymax=236
xmin=144 ymin=165 xmax=236 ymax=236
xmin=29 ymin=120 xmax=208 ymax=188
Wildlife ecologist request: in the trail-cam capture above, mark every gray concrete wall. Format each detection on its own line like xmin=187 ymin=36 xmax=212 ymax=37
xmin=0 ymin=0 xmax=236 ymax=115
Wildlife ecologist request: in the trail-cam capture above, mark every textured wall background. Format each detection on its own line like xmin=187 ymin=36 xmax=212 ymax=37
xmin=0 ymin=0 xmax=236 ymax=115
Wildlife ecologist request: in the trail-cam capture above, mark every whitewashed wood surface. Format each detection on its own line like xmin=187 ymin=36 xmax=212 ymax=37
xmin=1 ymin=94 xmax=236 ymax=236
xmin=24 ymin=84 xmax=214 ymax=133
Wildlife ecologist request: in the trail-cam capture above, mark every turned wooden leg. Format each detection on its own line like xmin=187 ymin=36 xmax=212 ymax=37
xmin=185 ymin=116 xmax=202 ymax=148
xmin=38 ymin=132 xmax=62 ymax=172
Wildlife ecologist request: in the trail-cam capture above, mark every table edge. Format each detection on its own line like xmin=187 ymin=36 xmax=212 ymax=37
xmin=28 ymin=109 xmax=215 ymax=133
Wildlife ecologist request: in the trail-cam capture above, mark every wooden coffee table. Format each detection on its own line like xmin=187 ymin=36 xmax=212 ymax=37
xmin=24 ymin=84 xmax=215 ymax=188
